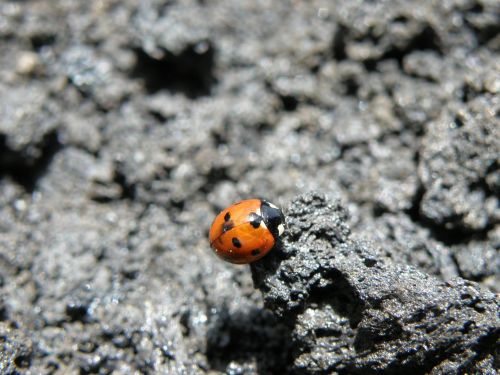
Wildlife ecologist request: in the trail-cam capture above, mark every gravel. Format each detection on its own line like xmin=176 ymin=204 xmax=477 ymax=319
xmin=0 ymin=0 xmax=498 ymax=374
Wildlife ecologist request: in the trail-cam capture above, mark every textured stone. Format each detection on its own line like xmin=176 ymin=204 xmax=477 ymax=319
xmin=0 ymin=0 xmax=498 ymax=373
xmin=252 ymin=193 xmax=499 ymax=374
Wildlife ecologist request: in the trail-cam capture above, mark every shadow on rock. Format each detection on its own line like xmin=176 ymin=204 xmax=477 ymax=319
xmin=206 ymin=305 xmax=293 ymax=374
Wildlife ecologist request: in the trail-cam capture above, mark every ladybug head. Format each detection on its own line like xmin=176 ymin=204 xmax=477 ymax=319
xmin=260 ymin=200 xmax=285 ymax=239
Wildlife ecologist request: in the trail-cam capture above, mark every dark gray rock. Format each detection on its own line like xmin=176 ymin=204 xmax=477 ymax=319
xmin=454 ymin=241 xmax=500 ymax=287
xmin=419 ymin=95 xmax=499 ymax=233
xmin=252 ymin=192 xmax=499 ymax=374
xmin=360 ymin=213 xmax=460 ymax=281
xmin=0 ymin=0 xmax=498 ymax=374
xmin=0 ymin=83 xmax=61 ymax=185
xmin=0 ymin=322 xmax=35 ymax=375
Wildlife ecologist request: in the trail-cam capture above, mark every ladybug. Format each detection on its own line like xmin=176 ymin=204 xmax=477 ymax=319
xmin=209 ymin=199 xmax=285 ymax=264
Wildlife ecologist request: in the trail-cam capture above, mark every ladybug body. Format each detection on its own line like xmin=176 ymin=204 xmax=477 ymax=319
xmin=209 ymin=199 xmax=285 ymax=264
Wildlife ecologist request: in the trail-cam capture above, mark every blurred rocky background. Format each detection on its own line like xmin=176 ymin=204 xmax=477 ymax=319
xmin=0 ymin=0 xmax=498 ymax=374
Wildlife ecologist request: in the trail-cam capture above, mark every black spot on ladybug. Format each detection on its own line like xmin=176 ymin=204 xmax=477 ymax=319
xmin=222 ymin=221 xmax=234 ymax=233
xmin=248 ymin=212 xmax=262 ymax=229
xmin=251 ymin=249 xmax=261 ymax=256
xmin=232 ymin=237 xmax=242 ymax=248
xmin=224 ymin=212 xmax=231 ymax=221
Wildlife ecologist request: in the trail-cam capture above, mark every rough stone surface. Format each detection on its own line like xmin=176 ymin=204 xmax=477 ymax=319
xmin=252 ymin=193 xmax=499 ymax=374
xmin=419 ymin=96 xmax=499 ymax=233
xmin=0 ymin=0 xmax=499 ymax=374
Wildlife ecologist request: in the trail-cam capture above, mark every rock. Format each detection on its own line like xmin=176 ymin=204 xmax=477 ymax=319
xmin=0 ymin=0 xmax=498 ymax=373
xmin=0 ymin=322 xmax=35 ymax=375
xmin=252 ymin=192 xmax=499 ymax=374
xmin=419 ymin=95 xmax=500 ymax=233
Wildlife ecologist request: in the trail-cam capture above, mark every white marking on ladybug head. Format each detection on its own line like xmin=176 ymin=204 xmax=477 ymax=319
xmin=277 ymin=223 xmax=285 ymax=236
xmin=267 ymin=201 xmax=279 ymax=209
xmin=254 ymin=207 xmax=266 ymax=228
xmin=260 ymin=220 xmax=268 ymax=230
